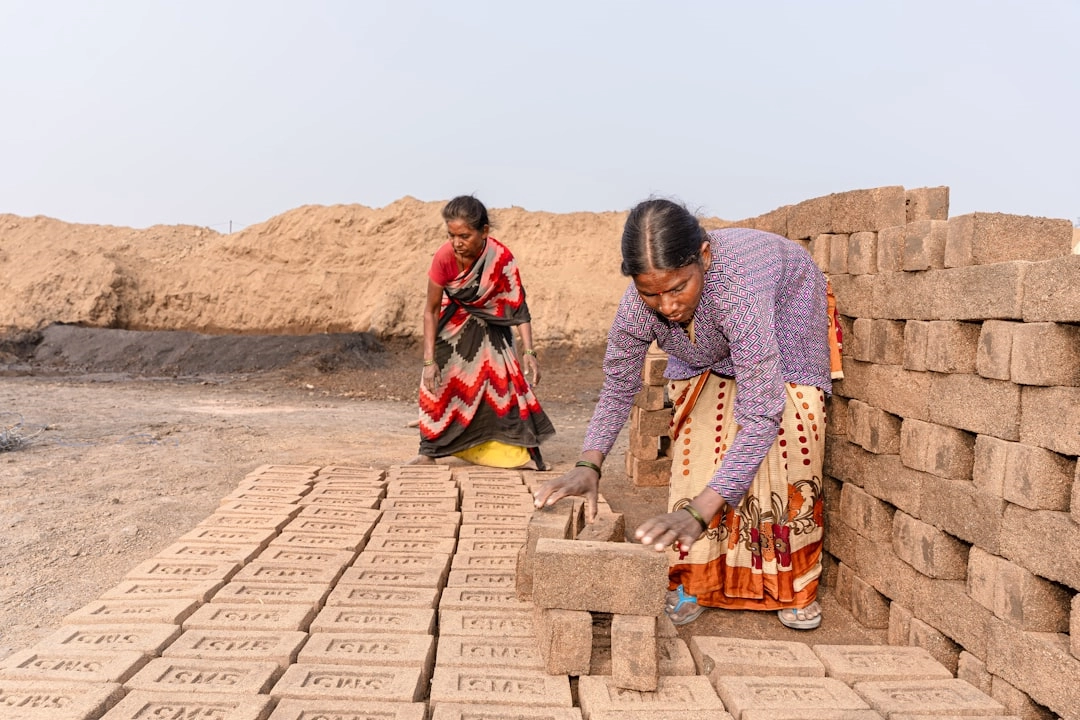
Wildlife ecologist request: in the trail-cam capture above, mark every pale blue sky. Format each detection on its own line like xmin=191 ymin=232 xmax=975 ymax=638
xmin=1 ymin=1 xmax=1077 ymax=230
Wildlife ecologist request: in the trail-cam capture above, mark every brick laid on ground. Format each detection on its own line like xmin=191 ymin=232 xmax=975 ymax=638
xmin=690 ymin=637 xmax=826 ymax=681
xmin=739 ymin=712 xmax=884 ymax=720
xmin=337 ymin=566 xmax=450 ymax=587
xmin=369 ymin=522 xmax=460 ymax=539
xmin=99 ymin=579 xmax=224 ymax=602
xmin=229 ymin=560 xmax=347 ymax=585
xmin=177 ymin=526 xmax=277 ymax=546
xmin=154 ymin=541 xmax=263 ymax=564
xmin=435 ymin=636 xmax=546 ymax=671
xmin=430 ymin=704 xmax=583 ymax=720
xmin=183 ymin=603 xmax=316 ymax=632
xmin=445 ymin=568 xmax=516 ymax=588
xmin=211 ymin=581 xmax=330 ymax=607
xmin=269 ymin=531 xmax=368 ymax=552
xmin=161 ymin=629 xmax=307 ymax=666
xmin=0 ymin=680 xmax=124 ymax=720
xmin=532 ymin=539 xmax=668 ymax=616
xmin=429 ymin=667 xmax=573 ymax=707
xmin=439 ymin=608 xmax=534 ymax=637
xmin=270 ymin=699 xmax=426 ymax=720
xmin=0 ymin=648 xmax=148 ymax=684
xmin=124 ymin=558 xmax=242 ymax=582
xmin=458 ymin=524 xmax=528 ymax=540
xmin=33 ymin=624 xmax=181 ymax=656
xmin=325 ymin=584 xmax=441 ymax=608
xmin=576 ymin=675 xmax=724 ymax=719
xmin=271 ymin=663 xmax=426 ymax=702
xmin=62 ymin=598 xmax=200 ymax=626
xmin=99 ymin=691 xmax=274 ymax=720
xmin=714 ymin=676 xmax=870 ymax=717
xmin=297 ymin=633 xmax=434 ymax=672
xmin=853 ymin=679 xmax=1007 ymax=717
xmin=364 ymin=535 xmax=459 ymax=554
xmin=308 ymin=606 xmax=436 ymax=634
xmin=124 ymin=658 xmax=280 ymax=694
xmin=812 ymin=645 xmax=955 ymax=684
xmin=438 ymin=587 xmax=533 ymax=611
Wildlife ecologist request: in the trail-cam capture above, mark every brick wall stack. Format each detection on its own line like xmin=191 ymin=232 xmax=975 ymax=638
xmin=624 ymin=345 xmax=674 ymax=487
xmin=733 ymin=185 xmax=1078 ymax=719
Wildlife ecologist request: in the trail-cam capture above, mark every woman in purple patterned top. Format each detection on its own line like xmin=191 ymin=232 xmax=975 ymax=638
xmin=534 ymin=198 xmax=833 ymax=629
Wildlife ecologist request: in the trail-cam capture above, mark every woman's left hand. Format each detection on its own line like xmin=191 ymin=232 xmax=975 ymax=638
xmin=522 ymin=353 xmax=541 ymax=385
xmin=634 ymin=509 xmax=705 ymax=553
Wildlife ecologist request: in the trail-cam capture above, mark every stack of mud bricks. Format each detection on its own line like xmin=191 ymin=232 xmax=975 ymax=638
xmin=625 ymin=344 xmax=676 ymax=487
xmin=734 ymin=184 xmax=1080 ymax=718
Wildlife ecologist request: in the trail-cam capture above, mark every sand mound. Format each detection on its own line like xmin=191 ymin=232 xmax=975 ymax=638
xmin=0 ymin=198 xmax=728 ymax=347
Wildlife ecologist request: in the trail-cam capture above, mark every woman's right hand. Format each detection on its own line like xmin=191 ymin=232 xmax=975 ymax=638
xmin=533 ymin=465 xmax=600 ymax=522
xmin=422 ymin=363 xmax=441 ymax=394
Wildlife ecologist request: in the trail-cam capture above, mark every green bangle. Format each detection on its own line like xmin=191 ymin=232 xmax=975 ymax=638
xmin=682 ymin=504 xmax=708 ymax=532
xmin=575 ymin=460 xmax=602 ymax=479
xmin=523 ymin=349 xmax=536 ymax=356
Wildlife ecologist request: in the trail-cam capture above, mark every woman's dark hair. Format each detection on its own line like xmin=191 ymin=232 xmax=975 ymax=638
xmin=442 ymin=195 xmax=490 ymax=232
xmin=620 ymin=198 xmax=707 ymax=276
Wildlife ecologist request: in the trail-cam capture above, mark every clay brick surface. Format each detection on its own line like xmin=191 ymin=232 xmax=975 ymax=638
xmin=309 ymin=606 xmax=436 ymax=635
xmin=325 ymin=584 xmax=440 ymax=608
xmin=944 ymin=212 xmax=1073 ymax=267
xmin=839 ymin=484 xmax=894 ymax=542
xmin=535 ymin=607 xmax=592 ymax=676
xmin=971 ymin=435 xmax=1009 ymax=497
xmin=177 ymin=526 xmax=276 ymax=546
xmin=831 ymin=274 xmax=874 ymax=319
xmin=812 ymin=645 xmax=953 ymax=685
xmin=435 ymin=636 xmax=545 ymax=671
xmin=847 ymin=232 xmax=877 ymax=275
xmin=124 ymin=558 xmax=242 ymax=582
xmin=296 ymin=504 xmax=381 ymax=521
xmin=451 ymin=552 xmax=519 ymax=573
xmin=429 ymin=667 xmax=573 ymax=707
xmin=834 ymin=361 xmax=933 ymax=422
xmin=1009 ymin=322 xmax=1080 ymax=386
xmin=438 ymin=587 xmax=533 ymax=611
xmin=1073 ymin=594 xmax=1080 ymax=660
xmin=849 ymin=400 xmax=901 ymax=454
xmin=576 ymin=510 xmax=627 ymax=543
xmin=907 ymin=617 xmax=961 ymax=675
xmin=217 ymin=499 xmax=302 ymax=516
xmin=286 ymin=516 xmax=378 ymax=534
xmin=230 ymin=560 xmax=345 ymax=585
xmin=849 ymin=575 xmax=891 ymax=629
xmin=966 ymin=547 xmax=1071 ymax=633
xmin=446 ymin=569 xmax=516 ymax=589
xmin=297 ymin=632 xmax=435 ymax=673
xmin=1001 ymin=441 xmax=1074 ymax=511
xmin=876 ymin=225 xmax=904 ymax=273
xmin=855 ymin=543 xmax=921 ymax=608
xmin=924 ymin=321 xmax=981 ymax=374
xmin=99 ymin=579 xmax=224 ymax=602
xmin=716 ymin=676 xmax=870 ymax=718
xmin=891 ymin=511 xmax=968 ymax=579
xmin=270 ymin=531 xmax=367 ymax=552
xmin=221 ymin=491 xmax=302 ymax=505
xmin=634 ymin=384 xmax=667 ymax=411
xmin=455 ymin=538 xmax=522 ymax=554
xmin=868 ymin=320 xmax=905 ymax=366
xmin=577 ymin=675 xmax=723 ymax=718
xmin=162 ymin=629 xmax=306 ymax=666
xmin=829 ymin=236 xmax=850 ymax=274
xmin=370 ymin=522 xmax=459 ymax=539
xmin=999 ymin=505 xmax=1080 ymax=589
xmin=0 ymin=680 xmax=124 ymax=720
xmin=643 ymin=352 xmax=668 ymax=385
xmin=213 ymin=583 xmax=328 ymax=608
xmin=927 ymin=373 xmax=1021 ymax=440
xmin=0 ymin=648 xmax=148 ymax=683
xmin=627 ymin=453 xmax=672 ymax=487
xmin=690 ymin=637 xmax=824 ymax=681
xmin=461 ymin=511 xmax=532 ymax=526
xmin=198 ymin=513 xmax=292 ymax=531
xmin=101 ymin=691 xmax=273 ymax=720
xmin=913 ymin=577 xmax=993 ymax=658
xmin=340 ymin=565 xmax=450 ymax=587
xmin=183 ymin=603 xmax=316 ymax=632
xmin=867 ymin=267 xmax=929 ymax=318
xmin=1019 ymin=385 xmax=1080 ymax=456
xmin=905 ymin=186 xmax=950 ymax=223
xmin=363 ymin=535 xmax=458 ymax=555
xmin=740 ymin=712 xmax=880 ymax=720
xmin=832 ymin=186 xmax=907 ymax=234
xmin=898 ymin=419 xmax=974 ymax=481
xmin=254 ymin=547 xmax=356 ymax=566
xmin=457 ymin=524 xmax=527 ymax=540
xmin=929 ymin=263 xmax=1027 ymax=321
xmin=853 ymin=679 xmax=1006 ymax=718
xmin=440 ymin=608 xmax=534 ymax=637
xmin=902 ymin=320 xmax=929 ymax=372
xmin=272 ymin=663 xmax=425 ymax=702
xmin=532 ymin=539 xmax=668 ymax=615
xmin=154 ymin=542 xmax=262 ymax=563
xmin=630 ymin=405 xmax=672 ymax=438
xmin=125 ymin=657 xmax=280 ymax=694
xmin=34 ymin=623 xmax=180 ymax=656
xmin=903 ymin=220 xmax=947 ymax=271
xmin=611 ymin=614 xmax=657 ymax=691
xmin=431 ymin=705 xmax=582 ymax=720
xmin=975 ymin=320 xmax=1017 ymax=381
xmin=63 ymin=598 xmax=199 ymax=626
xmin=1022 ymin=254 xmax=1080 ymax=322
xmin=271 ymin=699 xmax=426 ymax=720
xmin=381 ymin=497 xmax=459 ymax=511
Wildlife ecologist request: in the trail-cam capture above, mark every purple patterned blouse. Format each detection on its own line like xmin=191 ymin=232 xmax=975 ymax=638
xmin=582 ymin=228 xmax=832 ymax=505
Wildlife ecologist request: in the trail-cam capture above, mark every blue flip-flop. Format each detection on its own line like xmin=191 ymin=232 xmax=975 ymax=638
xmin=665 ymin=585 xmax=704 ymax=626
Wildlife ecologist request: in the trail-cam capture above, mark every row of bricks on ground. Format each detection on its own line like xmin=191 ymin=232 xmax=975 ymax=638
xmin=2 ymin=647 xmax=1027 ymax=719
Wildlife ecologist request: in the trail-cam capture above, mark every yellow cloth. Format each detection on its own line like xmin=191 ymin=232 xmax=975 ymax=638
xmin=453 ymin=440 xmax=531 ymax=468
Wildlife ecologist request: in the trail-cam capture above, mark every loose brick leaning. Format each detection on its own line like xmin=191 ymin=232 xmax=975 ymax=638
xmin=531 ymin=539 xmax=668 ymax=616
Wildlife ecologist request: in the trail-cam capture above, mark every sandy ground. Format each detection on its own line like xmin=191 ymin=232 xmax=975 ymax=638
xmin=0 ymin=331 xmax=884 ymax=660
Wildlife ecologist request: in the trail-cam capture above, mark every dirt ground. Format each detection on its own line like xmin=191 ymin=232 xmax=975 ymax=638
xmin=0 ymin=328 xmax=884 ymax=661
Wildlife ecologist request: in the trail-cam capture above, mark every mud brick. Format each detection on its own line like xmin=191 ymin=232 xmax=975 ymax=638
xmin=256 ymin=547 xmax=356 ymax=568
xmin=816 ymin=645 xmax=953 ymax=686
xmin=1023 ymin=253 xmax=1080 ymax=322
xmin=898 ymin=419 xmax=974 ymax=481
xmin=440 ymin=608 xmax=534 ymax=637
xmin=833 ymin=186 xmax=907 ymax=234
xmin=924 ymin=321 xmax=981 ymax=375
xmin=461 ymin=511 xmax=532 ymax=525
xmin=928 ymin=373 xmax=1021 ymax=441
xmin=353 ymin=550 xmax=452 ymax=573
xmin=212 ymin=582 xmax=329 ymax=608
xmin=311 ymin=479 xmax=386 ymax=492
xmin=888 ymin=603 xmax=913 ymax=646
xmin=458 ymin=482 xmax=527 ymax=496
xmin=318 ymin=464 xmax=385 ymax=477
xmin=988 ymin=678 xmax=1058 ymax=720
xmin=222 ymin=491 xmax=303 ymax=505
xmin=840 ymin=361 xmax=934 ymax=422
xmin=1075 ymin=462 xmax=1080 ymax=527
xmin=231 ymin=480 xmax=311 ymax=495
xmin=455 ymin=538 xmax=523 ymax=554
xmin=830 ymin=273 xmax=875 ymax=319
xmin=432 ymin=705 xmax=583 ymax=720
xmin=430 ymin=667 xmax=573 ymax=707
xmin=740 ymin=712 xmax=880 ymax=720
xmin=273 ymin=663 xmax=425 ymax=702
xmin=532 ymin=607 xmax=591 ymax=675
xmin=611 ymin=615 xmax=658 ymax=691
xmin=876 ymin=225 xmax=905 ymax=273
xmin=370 ymin=522 xmax=460 ymax=540
xmin=642 ymin=352 xmax=668 ymax=385
xmin=690 ymin=637 xmax=824 ymax=681
xmin=308 ymin=606 xmax=436 ymax=635
xmin=717 ymin=676 xmax=870 ymax=718
xmin=855 ymin=542 xmax=921 ymax=607
xmin=364 ymin=535 xmax=458 ymax=555
xmin=286 ymin=516 xmax=380 ymax=535
xmin=298 ymin=632 xmax=435 ymax=675
xmin=162 ymin=629 xmax=305 ymax=666
xmin=63 ymin=598 xmax=199 ymax=626
xmin=340 ymin=566 xmax=449 ymax=588
xmin=101 ymin=691 xmax=273 ymax=720
xmin=272 ymin=700 xmax=425 ymax=720
xmin=966 ymin=547 xmax=1070 ymax=633
xmin=1073 ymin=594 xmax=1080 ymax=660
xmin=908 ymin=617 xmax=962 ymax=674
xmin=849 ymin=575 xmax=891 ymax=628
xmin=435 ymin=636 xmax=545 ymax=671
xmin=183 ymin=603 xmax=316 ymax=632
xmin=100 ymin=579 xmax=224 ymax=603
xmin=300 ymin=486 xmax=385 ymax=503
xmin=629 ymin=428 xmax=665 ymax=461
xmin=198 ymin=513 xmax=293 ymax=531
xmin=868 ymin=319 xmax=905 ymax=365
xmin=154 ymin=542 xmax=263 ymax=564
xmin=850 ymin=318 xmax=872 ymax=362
xmin=902 ymin=220 xmax=948 ymax=271
xmin=846 ymin=232 xmax=877 ymax=275
xmin=125 ymin=558 xmax=242 ymax=582
xmin=126 ymin=657 xmax=279 ymax=694
xmin=0 ymin=648 xmax=147 ymax=683
xmin=382 ymin=497 xmax=460 ymax=511
xmin=913 ymin=576 xmax=993 ymax=657
xmin=945 ymin=212 xmax=1073 ymax=268
xmin=1001 ymin=441 xmax=1074 ymax=511
xmin=930 ymin=263 xmax=1027 ymax=320
xmin=438 ymin=587 xmax=532 ymax=612
xmin=461 ymin=489 xmax=531 ymax=502
xmin=385 ymin=486 xmax=459 ymax=499
xmin=532 ymin=539 xmax=668 ymax=616
xmin=593 ymin=639 xmax=693 ymax=680
xmin=0 ymin=680 xmax=123 ymax=719
xmin=218 ymin=499 xmax=303 ymax=516
xmin=839 ymin=484 xmax=894 ymax=541
xmin=891 ymin=511 xmax=968 ymax=579
xmin=804 ymin=233 xmax=829 ymax=272
xmin=832 ymin=561 xmax=855 ymax=609
xmin=848 ymin=399 xmax=901 ymax=454
xmin=250 ymin=464 xmax=321 ymax=475
xmin=828 ymin=235 xmax=850 ymax=274
xmin=971 ymin=435 xmax=1009 ymax=497
xmin=270 ymin=531 xmax=367 ymax=552
xmin=1004 ymin=505 xmax=1080 ymax=588
xmin=296 ymin=504 xmax=382 ymax=522
xmin=231 ymin=560 xmax=345 ymax=585
xmin=956 ymin=651 xmax=993 ymax=695
xmin=446 ymin=568 xmax=516 ymax=588
xmin=905 ymin=185 xmax=950 ymax=222
xmin=578 ymin=675 xmax=722 ymax=718
xmin=872 ymin=271 xmax=935 ymax=321
xmin=297 ymin=494 xmax=383 ymax=510
xmin=902 ymin=320 xmax=929 ymax=371
xmin=452 ymin=551 xmax=518 ymax=572
xmin=1010 ymin=322 xmax=1080 ymax=386
xmin=919 ymin=475 xmax=1006 ymax=552
xmin=978 ymin=318 xmax=1021 ymax=381
xmin=326 ymin=584 xmax=440 ymax=608
xmin=178 ymin=526 xmax=277 ymax=546
xmin=576 ymin=510 xmax=627 ymax=543
xmin=786 ymin=194 xmax=832 ymax=240
xmin=34 ymin=623 xmax=179 ymax=657
xmin=634 ymin=384 xmax=667 ymax=411
xmin=855 ymin=679 xmax=1007 ymax=718
xmin=461 ymin=498 xmax=536 ymax=513
xmin=1020 ymin=386 xmax=1080 ymax=456
xmin=627 ymin=453 xmax=672 ymax=487
xmin=380 ymin=509 xmax=461 ymax=525
xmin=630 ymin=405 xmax=672 ymax=438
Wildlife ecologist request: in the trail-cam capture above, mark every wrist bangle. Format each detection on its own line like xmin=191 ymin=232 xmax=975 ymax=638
xmin=523 ymin=349 xmax=536 ymax=356
xmin=575 ymin=460 xmax=602 ymax=479
xmin=423 ymin=359 xmax=436 ymax=367
xmin=682 ymin=504 xmax=708 ymax=532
